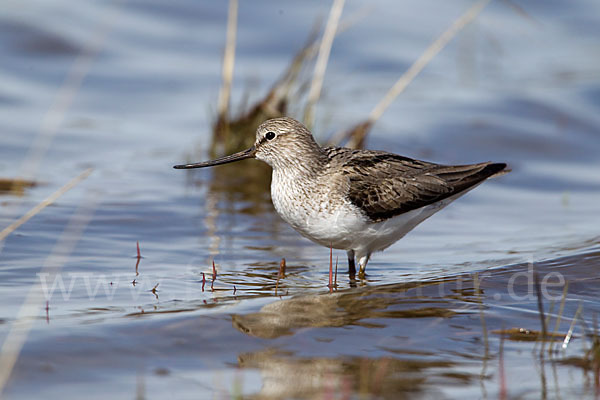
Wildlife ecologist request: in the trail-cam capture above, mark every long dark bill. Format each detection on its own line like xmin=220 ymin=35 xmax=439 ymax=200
xmin=173 ymin=146 xmax=256 ymax=169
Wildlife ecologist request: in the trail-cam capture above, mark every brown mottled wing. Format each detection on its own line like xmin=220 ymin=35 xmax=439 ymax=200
xmin=339 ymin=151 xmax=506 ymax=222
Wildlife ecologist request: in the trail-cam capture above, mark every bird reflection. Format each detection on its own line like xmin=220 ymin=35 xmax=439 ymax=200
xmin=232 ymin=277 xmax=470 ymax=339
xmin=237 ymin=349 xmax=470 ymax=399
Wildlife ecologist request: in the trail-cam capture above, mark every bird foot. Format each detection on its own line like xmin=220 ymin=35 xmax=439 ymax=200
xmin=358 ymin=267 xmax=367 ymax=280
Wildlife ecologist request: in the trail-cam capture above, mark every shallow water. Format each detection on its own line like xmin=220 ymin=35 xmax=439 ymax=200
xmin=1 ymin=0 xmax=599 ymax=399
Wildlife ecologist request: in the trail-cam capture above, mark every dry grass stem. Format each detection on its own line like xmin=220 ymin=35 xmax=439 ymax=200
xmin=209 ymin=8 xmax=365 ymax=158
xmin=297 ymin=5 xmax=370 ymax=73
xmin=217 ymin=0 xmax=238 ymax=121
xmin=0 ymin=168 xmax=93 ymax=242
xmin=136 ymin=371 xmax=145 ymax=400
xmin=563 ymin=306 xmax=583 ymax=351
xmin=304 ymin=0 xmax=346 ymax=129
xmin=549 ymin=281 xmax=569 ymax=355
xmin=0 ymin=193 xmax=98 ymax=396
xmin=501 ymin=0 xmax=538 ymax=25
xmin=338 ymin=0 xmax=491 ymax=148
xmin=18 ymin=15 xmax=112 ymax=183
xmin=0 ymin=8 xmax=112 ymax=254
xmin=210 ymin=30 xmax=316 ymax=157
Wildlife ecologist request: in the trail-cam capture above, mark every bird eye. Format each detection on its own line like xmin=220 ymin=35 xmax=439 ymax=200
xmin=265 ymin=131 xmax=276 ymax=140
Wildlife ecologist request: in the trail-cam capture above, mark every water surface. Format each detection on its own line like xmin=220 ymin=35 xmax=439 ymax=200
xmin=1 ymin=0 xmax=599 ymax=398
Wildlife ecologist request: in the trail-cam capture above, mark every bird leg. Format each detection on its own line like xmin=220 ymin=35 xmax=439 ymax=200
xmin=347 ymin=249 xmax=356 ymax=276
xmin=357 ymin=253 xmax=371 ymax=279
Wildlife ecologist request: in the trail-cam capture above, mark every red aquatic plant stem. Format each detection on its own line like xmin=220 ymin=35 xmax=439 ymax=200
xmin=136 ymin=241 xmax=141 ymax=258
xmin=201 ymin=272 xmax=205 ymax=292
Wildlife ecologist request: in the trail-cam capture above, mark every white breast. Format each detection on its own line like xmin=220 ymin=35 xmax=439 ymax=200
xmin=270 ymin=169 xmax=368 ymax=249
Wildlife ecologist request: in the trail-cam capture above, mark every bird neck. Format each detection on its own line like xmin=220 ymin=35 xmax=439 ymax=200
xmin=271 ymin=146 xmax=328 ymax=180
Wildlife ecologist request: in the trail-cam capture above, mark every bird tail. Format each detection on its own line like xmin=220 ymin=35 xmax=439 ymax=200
xmin=485 ymin=162 xmax=510 ymax=178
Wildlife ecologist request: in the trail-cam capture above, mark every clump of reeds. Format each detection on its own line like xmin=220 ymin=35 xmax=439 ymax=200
xmin=0 ymin=178 xmax=37 ymax=196
xmin=220 ymin=0 xmax=493 ymax=153
xmin=0 ymin=169 xmax=93 ymax=242
xmin=199 ymin=0 xmax=493 ymax=202
xmin=210 ymin=0 xmax=320 ymax=159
